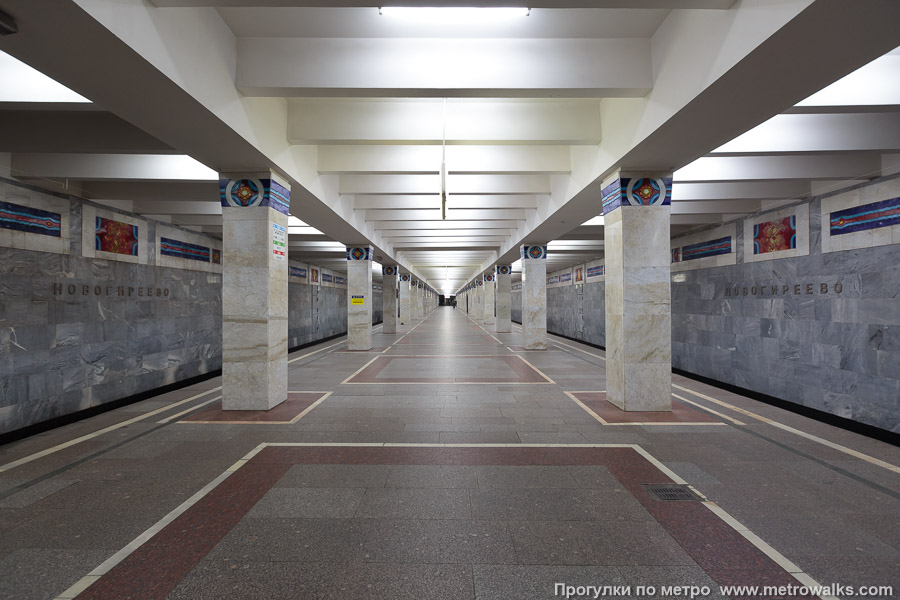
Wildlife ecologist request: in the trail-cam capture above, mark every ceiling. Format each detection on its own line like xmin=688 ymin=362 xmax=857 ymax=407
xmin=1 ymin=1 xmax=899 ymax=294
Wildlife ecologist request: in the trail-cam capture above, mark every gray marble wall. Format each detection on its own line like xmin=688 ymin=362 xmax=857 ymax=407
xmin=0 ymin=180 xmax=378 ymax=435
xmin=0 ymin=191 xmax=223 ymax=435
xmin=513 ymin=178 xmax=900 ymax=433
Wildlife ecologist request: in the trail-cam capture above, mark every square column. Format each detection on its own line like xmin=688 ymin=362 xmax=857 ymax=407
xmin=474 ymin=279 xmax=483 ymax=323
xmin=521 ymin=245 xmax=547 ymax=350
xmin=411 ymin=279 xmax=420 ymax=320
xmin=220 ymin=174 xmax=290 ymax=410
xmin=382 ymin=266 xmax=398 ymax=334
xmin=399 ymin=273 xmax=411 ymax=325
xmin=346 ymin=246 xmax=374 ymax=350
xmin=420 ymin=282 xmax=427 ymax=316
xmin=496 ymin=265 xmax=512 ymax=333
xmin=602 ymin=172 xmax=672 ymax=411
xmin=482 ymin=273 xmax=496 ymax=327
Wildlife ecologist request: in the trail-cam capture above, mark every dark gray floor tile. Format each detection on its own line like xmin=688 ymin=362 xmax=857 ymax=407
xmin=356 ymin=488 xmax=471 ymax=519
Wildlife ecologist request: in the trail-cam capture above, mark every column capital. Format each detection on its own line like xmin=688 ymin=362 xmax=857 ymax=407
xmin=219 ymin=173 xmax=291 ymax=215
xmin=483 ymin=273 xmax=495 ymax=282
xmin=601 ymin=170 xmax=673 ymax=215
xmin=346 ymin=245 xmax=374 ymax=261
xmin=496 ymin=265 xmax=512 ymax=275
xmin=382 ymin=265 xmax=398 ymax=276
xmin=520 ymin=245 xmax=548 ymax=260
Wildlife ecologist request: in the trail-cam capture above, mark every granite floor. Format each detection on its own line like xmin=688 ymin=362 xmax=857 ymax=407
xmin=0 ymin=307 xmax=898 ymax=600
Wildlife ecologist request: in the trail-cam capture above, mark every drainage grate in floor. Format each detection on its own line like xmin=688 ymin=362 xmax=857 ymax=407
xmin=643 ymin=483 xmax=703 ymax=501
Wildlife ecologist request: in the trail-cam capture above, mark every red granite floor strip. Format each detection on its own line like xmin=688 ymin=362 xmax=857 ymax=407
xmin=180 ymin=392 xmax=326 ymax=423
xmin=72 ymin=446 xmax=811 ymax=600
xmin=573 ymin=391 xmax=721 ymax=423
xmin=75 ymin=462 xmax=290 ymax=600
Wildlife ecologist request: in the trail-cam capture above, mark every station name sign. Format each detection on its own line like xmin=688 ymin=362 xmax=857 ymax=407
xmin=53 ymin=282 xmax=171 ymax=298
xmin=724 ymin=282 xmax=842 ymax=298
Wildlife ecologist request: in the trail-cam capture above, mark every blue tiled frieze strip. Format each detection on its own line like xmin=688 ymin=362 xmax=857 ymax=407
xmin=160 ymin=237 xmax=210 ymax=262
xmin=682 ymin=236 xmax=732 ymax=261
xmin=0 ymin=200 xmax=61 ymax=237
xmin=830 ymin=196 xmax=900 ymax=236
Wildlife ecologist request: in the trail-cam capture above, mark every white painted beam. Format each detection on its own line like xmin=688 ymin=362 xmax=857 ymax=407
xmin=11 ymin=153 xmax=218 ymax=181
xmin=289 ymin=99 xmax=602 ymax=145
xmin=674 ymin=154 xmax=883 ymax=183
xmin=340 ymin=174 xmax=551 ymax=195
xmin=352 ymin=195 xmax=539 ymax=210
xmin=712 ymin=112 xmax=900 ymax=154
xmin=237 ymin=38 xmax=651 ymax=97
xmin=671 ymin=200 xmax=762 ymax=214
xmin=152 ymin=1 xmax=737 ymax=6
xmin=131 ymin=200 xmax=222 ymax=215
xmin=672 ymin=181 xmax=810 ymax=201
xmin=373 ymin=220 xmax=521 ymax=230
xmin=379 ymin=229 xmax=515 ymax=238
xmin=365 ymin=209 xmax=528 ymax=220
xmin=318 ymin=145 xmax=571 ymax=174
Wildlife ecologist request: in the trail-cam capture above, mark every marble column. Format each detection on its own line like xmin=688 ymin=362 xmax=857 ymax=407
xmin=411 ymin=279 xmax=420 ymax=321
xmin=602 ymin=171 xmax=672 ymax=411
xmin=399 ymin=273 xmax=411 ymax=325
xmin=420 ymin=283 xmax=427 ymax=317
xmin=496 ymin=265 xmax=512 ymax=333
xmin=483 ymin=273 xmax=496 ymax=328
xmin=473 ymin=280 xmax=483 ymax=322
xmin=346 ymin=246 xmax=374 ymax=350
xmin=521 ymin=245 xmax=547 ymax=350
xmin=220 ymin=174 xmax=290 ymax=410
xmin=382 ymin=266 xmax=398 ymax=334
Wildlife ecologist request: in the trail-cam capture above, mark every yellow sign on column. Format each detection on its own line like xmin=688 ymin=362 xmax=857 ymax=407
xmin=351 ymin=295 xmax=365 ymax=305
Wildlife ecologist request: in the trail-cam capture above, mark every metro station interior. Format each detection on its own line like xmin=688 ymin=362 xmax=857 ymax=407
xmin=0 ymin=1 xmax=899 ymax=599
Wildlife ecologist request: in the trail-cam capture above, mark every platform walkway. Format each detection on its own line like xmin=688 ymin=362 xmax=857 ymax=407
xmin=0 ymin=307 xmax=898 ymax=600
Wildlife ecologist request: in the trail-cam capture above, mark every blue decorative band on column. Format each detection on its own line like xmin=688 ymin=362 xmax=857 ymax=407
xmin=476 ymin=279 xmax=483 ymax=287
xmin=219 ymin=178 xmax=291 ymax=215
xmin=602 ymin=176 xmax=672 ymax=214
xmin=0 ymin=201 xmax=61 ymax=237
xmin=418 ymin=282 xmax=424 ymax=289
xmin=383 ymin=265 xmax=398 ymax=275
xmin=521 ymin=245 xmax=547 ymax=260
xmin=484 ymin=274 xmax=495 ymax=282
xmin=346 ymin=246 xmax=373 ymax=261
xmin=496 ymin=265 xmax=512 ymax=275
xmin=400 ymin=274 xmax=410 ymax=282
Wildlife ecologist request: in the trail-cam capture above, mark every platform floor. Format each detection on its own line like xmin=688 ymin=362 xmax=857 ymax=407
xmin=0 ymin=307 xmax=898 ymax=600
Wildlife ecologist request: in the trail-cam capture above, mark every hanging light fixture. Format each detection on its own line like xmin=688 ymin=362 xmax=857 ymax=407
xmin=441 ymin=98 xmax=447 ymax=220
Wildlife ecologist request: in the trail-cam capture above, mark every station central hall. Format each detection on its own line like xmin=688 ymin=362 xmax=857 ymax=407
xmin=0 ymin=2 xmax=899 ymax=600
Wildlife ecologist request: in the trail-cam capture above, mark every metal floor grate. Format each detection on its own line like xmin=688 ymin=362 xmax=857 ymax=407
xmin=643 ymin=484 xmax=702 ymax=501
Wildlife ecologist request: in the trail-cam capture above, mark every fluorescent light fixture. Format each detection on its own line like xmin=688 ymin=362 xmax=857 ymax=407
xmin=378 ymin=7 xmax=530 ymax=24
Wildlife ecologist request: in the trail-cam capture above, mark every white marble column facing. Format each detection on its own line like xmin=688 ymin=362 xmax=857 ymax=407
xmin=602 ymin=171 xmax=673 ymax=412
xmin=220 ymin=173 xmax=291 ymax=411
xmin=382 ymin=266 xmax=398 ymax=334
xmin=483 ymin=273 xmax=496 ymax=328
xmin=346 ymin=246 xmax=374 ymax=350
xmin=399 ymin=273 xmax=411 ymax=326
xmin=411 ymin=279 xmax=421 ymax=321
xmin=521 ymin=245 xmax=547 ymax=350
xmin=495 ymin=265 xmax=512 ymax=333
